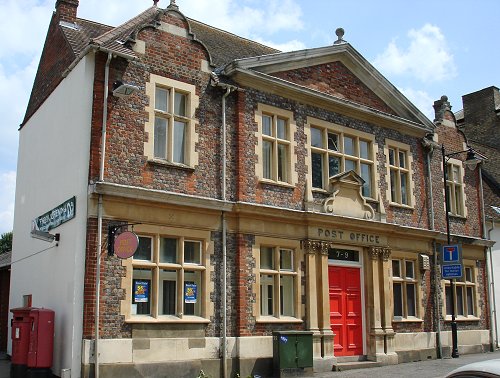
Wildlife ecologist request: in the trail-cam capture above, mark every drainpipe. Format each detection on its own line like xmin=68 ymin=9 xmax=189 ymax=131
xmin=426 ymin=144 xmax=443 ymax=359
xmin=487 ymin=218 xmax=498 ymax=348
xmin=220 ymin=84 xmax=236 ymax=378
xmin=479 ymin=166 xmax=496 ymax=351
xmin=95 ymin=52 xmax=112 ymax=378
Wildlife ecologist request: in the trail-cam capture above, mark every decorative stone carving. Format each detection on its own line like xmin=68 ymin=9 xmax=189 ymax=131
xmin=369 ymin=246 xmax=392 ymax=261
xmin=323 ymin=171 xmax=375 ymax=220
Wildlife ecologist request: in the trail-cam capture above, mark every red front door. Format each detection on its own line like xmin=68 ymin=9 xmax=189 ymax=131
xmin=328 ymin=266 xmax=363 ymax=356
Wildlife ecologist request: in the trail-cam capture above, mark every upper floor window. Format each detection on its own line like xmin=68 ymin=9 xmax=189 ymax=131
xmin=446 ymin=160 xmax=465 ymax=216
xmin=145 ymin=74 xmax=199 ymax=167
xmin=127 ymin=231 xmax=209 ymax=321
xmin=154 ymin=87 xmax=189 ymax=163
xmin=262 ymin=114 xmax=290 ymax=182
xmin=392 ymin=258 xmax=418 ymax=319
xmin=309 ymin=121 xmax=375 ymax=198
xmin=255 ymin=105 xmax=298 ymax=186
xmin=385 ymin=140 xmax=414 ymax=207
xmin=445 ymin=265 xmax=476 ymax=318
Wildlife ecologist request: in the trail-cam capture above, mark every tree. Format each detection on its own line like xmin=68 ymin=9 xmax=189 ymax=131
xmin=0 ymin=231 xmax=12 ymax=254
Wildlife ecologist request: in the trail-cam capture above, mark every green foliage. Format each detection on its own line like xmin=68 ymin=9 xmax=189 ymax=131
xmin=0 ymin=231 xmax=12 ymax=254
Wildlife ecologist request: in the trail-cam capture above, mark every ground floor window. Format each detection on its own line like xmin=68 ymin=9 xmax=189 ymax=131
xmin=445 ymin=265 xmax=476 ymax=317
xmin=391 ymin=258 xmax=418 ymax=319
xmin=129 ymin=234 xmax=206 ymax=319
xmin=259 ymin=246 xmax=296 ymax=317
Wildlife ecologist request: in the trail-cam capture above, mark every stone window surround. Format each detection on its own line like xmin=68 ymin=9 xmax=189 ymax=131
xmin=442 ymin=260 xmax=479 ymax=321
xmin=445 ymin=157 xmax=468 ymax=218
xmin=305 ymin=117 xmax=379 ymax=201
xmin=255 ymin=104 xmax=298 ymax=187
xmin=390 ymin=253 xmax=422 ymax=322
xmin=253 ymin=236 xmax=303 ymax=323
xmin=121 ymin=225 xmax=213 ymax=324
xmin=144 ymin=74 xmax=199 ymax=168
xmin=384 ymin=139 xmax=416 ymax=209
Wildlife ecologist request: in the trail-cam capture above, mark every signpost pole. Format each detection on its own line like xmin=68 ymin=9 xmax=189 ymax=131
xmin=442 ymin=145 xmax=459 ymax=358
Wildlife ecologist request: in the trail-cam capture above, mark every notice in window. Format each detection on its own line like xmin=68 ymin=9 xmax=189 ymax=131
xmin=134 ymin=281 xmax=149 ymax=303
xmin=184 ymin=283 xmax=197 ymax=303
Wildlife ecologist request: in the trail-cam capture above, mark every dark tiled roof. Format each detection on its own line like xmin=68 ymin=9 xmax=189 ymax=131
xmin=468 ymin=141 xmax=500 ymax=219
xmin=187 ymin=18 xmax=280 ymax=67
xmin=0 ymin=251 xmax=11 ymax=269
xmin=60 ymin=7 xmax=278 ymax=68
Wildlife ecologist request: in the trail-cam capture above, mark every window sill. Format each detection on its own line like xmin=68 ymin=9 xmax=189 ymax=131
xmin=392 ymin=317 xmax=423 ymax=323
xmin=256 ymin=316 xmax=303 ymax=324
xmin=448 ymin=213 xmax=467 ymax=220
xmin=444 ymin=315 xmax=480 ymax=322
xmin=259 ymin=179 xmax=295 ymax=189
xmin=389 ymin=202 xmax=414 ymax=210
xmin=125 ymin=315 xmax=210 ymax=324
xmin=148 ymin=159 xmax=195 ymax=172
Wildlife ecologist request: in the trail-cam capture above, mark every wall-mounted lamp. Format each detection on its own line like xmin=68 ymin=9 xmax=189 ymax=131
xmin=31 ymin=229 xmax=60 ymax=244
xmin=112 ymin=81 xmax=139 ymax=98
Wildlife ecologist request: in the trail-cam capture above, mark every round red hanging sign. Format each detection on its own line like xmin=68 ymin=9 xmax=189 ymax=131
xmin=114 ymin=231 xmax=139 ymax=259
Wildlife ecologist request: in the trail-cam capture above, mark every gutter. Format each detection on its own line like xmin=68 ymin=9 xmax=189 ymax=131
xmin=487 ymin=218 xmax=498 ymax=348
xmin=62 ymin=44 xmax=137 ymax=78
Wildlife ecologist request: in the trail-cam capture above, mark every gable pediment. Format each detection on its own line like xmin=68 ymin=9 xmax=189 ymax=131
xmin=224 ymin=43 xmax=434 ymax=131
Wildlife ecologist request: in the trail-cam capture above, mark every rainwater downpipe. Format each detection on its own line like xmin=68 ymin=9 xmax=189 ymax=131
xmin=487 ymin=218 xmax=498 ymax=348
xmin=95 ymin=52 xmax=113 ymax=378
xmin=479 ymin=165 xmax=497 ymax=351
xmin=426 ymin=146 xmax=443 ymax=359
xmin=221 ymin=85 xmax=235 ymax=378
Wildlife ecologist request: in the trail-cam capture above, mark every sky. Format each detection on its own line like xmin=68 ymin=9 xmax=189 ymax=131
xmin=0 ymin=0 xmax=498 ymax=234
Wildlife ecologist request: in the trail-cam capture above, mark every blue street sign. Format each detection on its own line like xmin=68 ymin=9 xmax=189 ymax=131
xmin=442 ymin=245 xmax=460 ymax=263
xmin=442 ymin=264 xmax=463 ymax=279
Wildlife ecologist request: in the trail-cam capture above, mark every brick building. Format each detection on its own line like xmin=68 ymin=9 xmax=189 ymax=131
xmin=456 ymin=86 xmax=500 ymax=348
xmin=9 ymin=1 xmax=494 ymax=377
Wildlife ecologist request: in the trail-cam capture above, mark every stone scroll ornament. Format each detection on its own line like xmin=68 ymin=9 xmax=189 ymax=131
xmin=323 ymin=171 xmax=375 ymax=220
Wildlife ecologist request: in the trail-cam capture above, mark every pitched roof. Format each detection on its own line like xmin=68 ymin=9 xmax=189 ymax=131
xmin=186 ymin=18 xmax=279 ymax=68
xmin=0 ymin=251 xmax=11 ymax=269
xmin=58 ymin=5 xmax=278 ymax=70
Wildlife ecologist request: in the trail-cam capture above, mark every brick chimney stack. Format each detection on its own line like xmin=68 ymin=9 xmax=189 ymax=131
xmin=462 ymin=86 xmax=500 ymax=149
xmin=55 ymin=0 xmax=79 ymax=23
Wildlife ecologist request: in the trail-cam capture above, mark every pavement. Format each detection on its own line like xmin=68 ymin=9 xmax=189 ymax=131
xmin=0 ymin=350 xmax=499 ymax=378
xmin=0 ymin=352 xmax=9 ymax=378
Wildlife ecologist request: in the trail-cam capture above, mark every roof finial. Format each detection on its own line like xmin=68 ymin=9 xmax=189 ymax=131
xmin=153 ymin=0 xmax=159 ymax=6
xmin=334 ymin=28 xmax=346 ymax=44
xmin=167 ymin=0 xmax=179 ymax=10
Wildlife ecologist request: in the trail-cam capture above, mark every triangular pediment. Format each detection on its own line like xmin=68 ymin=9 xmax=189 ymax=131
xmin=224 ymin=43 xmax=434 ymax=132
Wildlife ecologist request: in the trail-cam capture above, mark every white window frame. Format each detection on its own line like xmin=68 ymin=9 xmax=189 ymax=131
xmin=444 ymin=264 xmax=477 ymax=319
xmin=255 ymin=104 xmax=298 ymax=186
xmin=445 ymin=158 xmax=467 ymax=217
xmin=123 ymin=226 xmax=211 ymax=323
xmin=253 ymin=237 xmax=302 ymax=323
xmin=385 ymin=140 xmax=415 ymax=207
xmin=145 ymin=74 xmax=199 ymax=167
xmin=391 ymin=258 xmax=420 ymax=320
xmin=307 ymin=119 xmax=376 ymax=199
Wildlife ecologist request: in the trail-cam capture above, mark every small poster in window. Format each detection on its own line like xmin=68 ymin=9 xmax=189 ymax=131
xmin=184 ymin=283 xmax=197 ymax=303
xmin=134 ymin=280 xmax=149 ymax=303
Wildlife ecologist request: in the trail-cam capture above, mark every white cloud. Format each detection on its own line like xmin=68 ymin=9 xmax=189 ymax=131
xmin=399 ymin=87 xmax=435 ymax=120
xmin=0 ymin=0 xmax=52 ymax=61
xmin=374 ymin=24 xmax=457 ymax=83
xmin=254 ymin=38 xmax=306 ymax=52
xmin=0 ymin=171 xmax=16 ymax=234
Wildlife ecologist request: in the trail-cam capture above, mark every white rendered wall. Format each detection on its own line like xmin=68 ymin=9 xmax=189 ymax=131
xmin=9 ymin=54 xmax=95 ymax=377
xmin=489 ymin=221 xmax=500 ymax=348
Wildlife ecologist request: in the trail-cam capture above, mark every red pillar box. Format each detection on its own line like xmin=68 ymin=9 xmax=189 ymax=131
xmin=10 ymin=307 xmax=32 ymax=378
xmin=27 ymin=308 xmax=55 ymax=368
